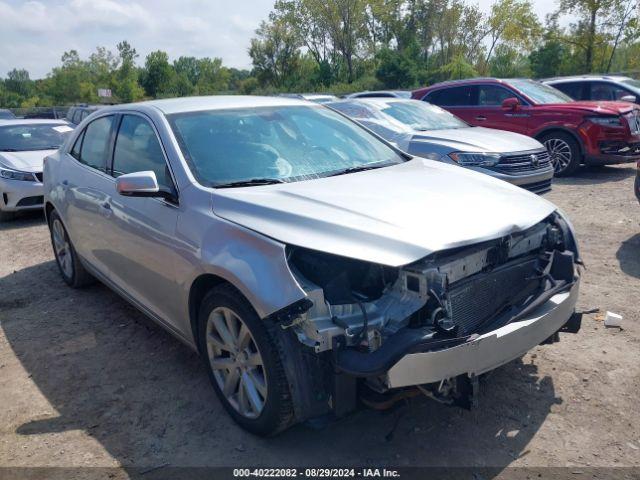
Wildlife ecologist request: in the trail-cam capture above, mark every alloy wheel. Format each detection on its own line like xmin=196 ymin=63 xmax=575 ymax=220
xmin=206 ymin=307 xmax=268 ymax=419
xmin=544 ymin=138 xmax=573 ymax=173
xmin=52 ymin=219 xmax=73 ymax=278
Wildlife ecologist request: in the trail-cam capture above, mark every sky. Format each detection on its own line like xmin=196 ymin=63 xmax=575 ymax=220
xmin=0 ymin=0 xmax=558 ymax=79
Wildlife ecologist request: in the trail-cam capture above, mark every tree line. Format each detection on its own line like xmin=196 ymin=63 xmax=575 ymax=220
xmin=1 ymin=0 xmax=639 ymax=108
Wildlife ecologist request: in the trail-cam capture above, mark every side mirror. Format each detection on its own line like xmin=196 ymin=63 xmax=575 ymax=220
xmin=116 ymin=171 xmax=165 ymax=198
xmin=620 ymin=94 xmax=637 ymax=103
xmin=501 ymin=97 xmax=521 ymax=110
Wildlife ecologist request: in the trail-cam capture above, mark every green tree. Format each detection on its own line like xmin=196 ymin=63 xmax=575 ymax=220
xmin=5 ymin=69 xmax=33 ymax=97
xmin=249 ymin=18 xmax=300 ymax=88
xmin=141 ymin=50 xmax=174 ymax=97
xmin=114 ymin=41 xmax=144 ymax=102
xmin=375 ymin=48 xmax=418 ymax=88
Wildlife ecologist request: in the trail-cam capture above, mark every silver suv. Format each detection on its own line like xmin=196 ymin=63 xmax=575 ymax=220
xmin=44 ymin=96 xmax=582 ymax=435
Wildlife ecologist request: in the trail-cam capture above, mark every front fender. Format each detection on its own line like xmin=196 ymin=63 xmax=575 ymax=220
xmin=178 ymin=212 xmax=307 ymax=321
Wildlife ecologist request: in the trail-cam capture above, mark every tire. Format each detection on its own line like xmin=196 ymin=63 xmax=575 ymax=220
xmin=48 ymin=210 xmax=95 ymax=288
xmin=0 ymin=210 xmax=15 ymax=222
xmin=198 ymin=284 xmax=295 ymax=436
xmin=540 ymin=132 xmax=581 ymax=176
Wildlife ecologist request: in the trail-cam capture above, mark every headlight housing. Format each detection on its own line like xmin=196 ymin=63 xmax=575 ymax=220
xmin=449 ymin=152 xmax=501 ymax=167
xmin=585 ymin=115 xmax=623 ymax=127
xmin=0 ymin=164 xmax=35 ymax=182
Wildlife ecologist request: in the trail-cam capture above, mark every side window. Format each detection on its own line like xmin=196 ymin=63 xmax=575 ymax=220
xmin=77 ymin=116 xmax=114 ymax=171
xmin=553 ymin=82 xmax=586 ymax=100
xmin=589 ymin=82 xmax=631 ymax=101
xmin=426 ymin=86 xmax=476 ymax=107
xmin=73 ymin=111 xmax=82 ymax=124
xmin=478 ymin=85 xmax=516 ymax=106
xmin=112 ymin=115 xmax=173 ymax=190
xmin=70 ymin=129 xmax=85 ymax=160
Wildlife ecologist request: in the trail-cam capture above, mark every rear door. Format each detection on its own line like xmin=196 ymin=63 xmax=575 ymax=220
xmin=476 ymin=84 xmax=532 ymax=135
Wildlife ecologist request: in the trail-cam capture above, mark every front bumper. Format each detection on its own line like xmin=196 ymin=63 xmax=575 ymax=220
xmin=385 ymin=280 xmax=580 ymax=388
xmin=585 ymin=141 xmax=640 ymax=165
xmin=0 ymin=177 xmax=44 ymax=212
xmin=471 ymin=165 xmax=554 ymax=194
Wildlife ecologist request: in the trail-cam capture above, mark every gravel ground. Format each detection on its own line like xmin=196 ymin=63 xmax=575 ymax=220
xmin=1 ymin=165 xmax=639 ymax=474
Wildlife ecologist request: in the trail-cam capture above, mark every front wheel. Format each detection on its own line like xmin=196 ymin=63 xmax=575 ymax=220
xmin=540 ymin=132 xmax=581 ymax=176
xmin=198 ymin=285 xmax=295 ymax=436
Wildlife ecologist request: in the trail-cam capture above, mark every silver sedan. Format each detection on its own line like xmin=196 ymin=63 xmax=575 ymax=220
xmin=44 ymin=96 xmax=581 ymax=435
xmin=328 ymin=98 xmax=555 ymax=194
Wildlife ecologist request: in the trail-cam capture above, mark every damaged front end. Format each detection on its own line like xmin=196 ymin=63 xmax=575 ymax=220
xmin=281 ymin=212 xmax=581 ymax=412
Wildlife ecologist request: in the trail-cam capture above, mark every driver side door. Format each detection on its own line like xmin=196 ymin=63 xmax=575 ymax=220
xmin=99 ymin=113 xmax=185 ymax=330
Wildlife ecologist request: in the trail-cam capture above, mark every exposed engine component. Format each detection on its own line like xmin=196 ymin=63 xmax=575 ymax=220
xmin=286 ymin=213 xmax=578 ymax=363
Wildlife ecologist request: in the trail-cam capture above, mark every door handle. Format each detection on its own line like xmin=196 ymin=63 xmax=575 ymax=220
xmin=475 ymin=115 xmax=487 ymax=121
xmin=101 ymin=202 xmax=111 ymax=210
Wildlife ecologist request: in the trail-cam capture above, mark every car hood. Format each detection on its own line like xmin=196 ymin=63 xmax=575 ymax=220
xmin=542 ymin=101 xmax=639 ymax=115
xmin=0 ymin=149 xmax=56 ymax=171
xmin=410 ymin=126 xmax=543 ymax=153
xmin=211 ymin=158 xmax=556 ymax=266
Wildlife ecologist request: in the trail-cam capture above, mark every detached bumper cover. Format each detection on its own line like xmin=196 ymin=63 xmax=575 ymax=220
xmin=385 ymin=280 xmax=579 ymax=388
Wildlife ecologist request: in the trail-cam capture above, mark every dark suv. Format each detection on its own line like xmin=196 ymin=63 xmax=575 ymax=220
xmin=544 ymin=75 xmax=640 ymax=105
xmin=413 ymin=78 xmax=640 ymax=175
xmin=66 ymin=105 xmax=103 ymax=126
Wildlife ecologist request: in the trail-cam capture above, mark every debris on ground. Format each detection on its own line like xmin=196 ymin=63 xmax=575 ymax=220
xmin=604 ymin=311 xmax=623 ymax=328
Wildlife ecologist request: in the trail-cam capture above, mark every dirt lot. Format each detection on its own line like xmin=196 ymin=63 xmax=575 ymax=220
xmin=1 ymin=165 xmax=640 ymax=474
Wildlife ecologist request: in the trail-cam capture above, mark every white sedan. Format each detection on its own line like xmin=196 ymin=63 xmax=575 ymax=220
xmin=0 ymin=119 xmax=74 ymax=221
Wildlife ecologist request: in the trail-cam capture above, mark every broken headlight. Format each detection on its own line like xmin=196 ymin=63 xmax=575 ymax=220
xmin=286 ymin=246 xmax=398 ymax=304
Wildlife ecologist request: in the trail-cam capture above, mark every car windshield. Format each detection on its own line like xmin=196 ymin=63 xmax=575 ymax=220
xmin=378 ymin=101 xmax=468 ymax=130
xmin=0 ymin=124 xmax=73 ymax=152
xmin=167 ymin=105 xmax=405 ymax=187
xmin=507 ymin=79 xmax=573 ymax=104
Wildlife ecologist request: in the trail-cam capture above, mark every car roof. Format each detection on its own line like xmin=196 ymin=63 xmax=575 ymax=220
xmin=111 ymin=95 xmax=316 ymax=115
xmin=347 ymin=90 xmax=411 ymax=97
xmin=0 ymin=119 xmax=70 ymax=127
xmin=543 ymin=75 xmax=633 ymax=84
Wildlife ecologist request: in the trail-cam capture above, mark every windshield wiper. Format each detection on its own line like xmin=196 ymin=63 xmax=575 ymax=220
xmin=0 ymin=148 xmax=19 ymax=152
xmin=215 ymin=178 xmax=286 ymax=188
xmin=328 ymin=163 xmax=391 ymax=177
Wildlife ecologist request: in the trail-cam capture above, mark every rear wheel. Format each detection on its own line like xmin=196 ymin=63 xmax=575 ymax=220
xmin=541 ymin=132 xmax=581 ymax=176
xmin=198 ymin=284 xmax=295 ymax=436
xmin=48 ymin=210 xmax=94 ymax=287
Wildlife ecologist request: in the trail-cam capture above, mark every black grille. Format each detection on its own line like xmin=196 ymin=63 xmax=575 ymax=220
xmin=448 ymin=258 xmax=541 ymax=334
xmin=16 ymin=195 xmax=44 ymax=207
xmin=522 ymin=179 xmax=552 ymax=194
xmin=495 ymin=151 xmax=552 ymax=174
xmin=34 ymin=172 xmax=43 ymax=182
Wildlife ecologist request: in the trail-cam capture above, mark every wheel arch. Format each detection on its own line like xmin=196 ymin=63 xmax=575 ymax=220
xmin=44 ymin=201 xmax=56 ymax=225
xmin=188 ymin=273 xmax=236 ymax=353
xmin=534 ymin=127 xmax=585 ymax=157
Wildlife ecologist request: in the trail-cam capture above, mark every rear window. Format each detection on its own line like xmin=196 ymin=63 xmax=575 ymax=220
xmin=425 ymin=86 xmax=476 ymax=107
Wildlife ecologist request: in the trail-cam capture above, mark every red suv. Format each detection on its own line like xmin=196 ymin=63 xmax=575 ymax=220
xmin=413 ymin=78 xmax=640 ymax=176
